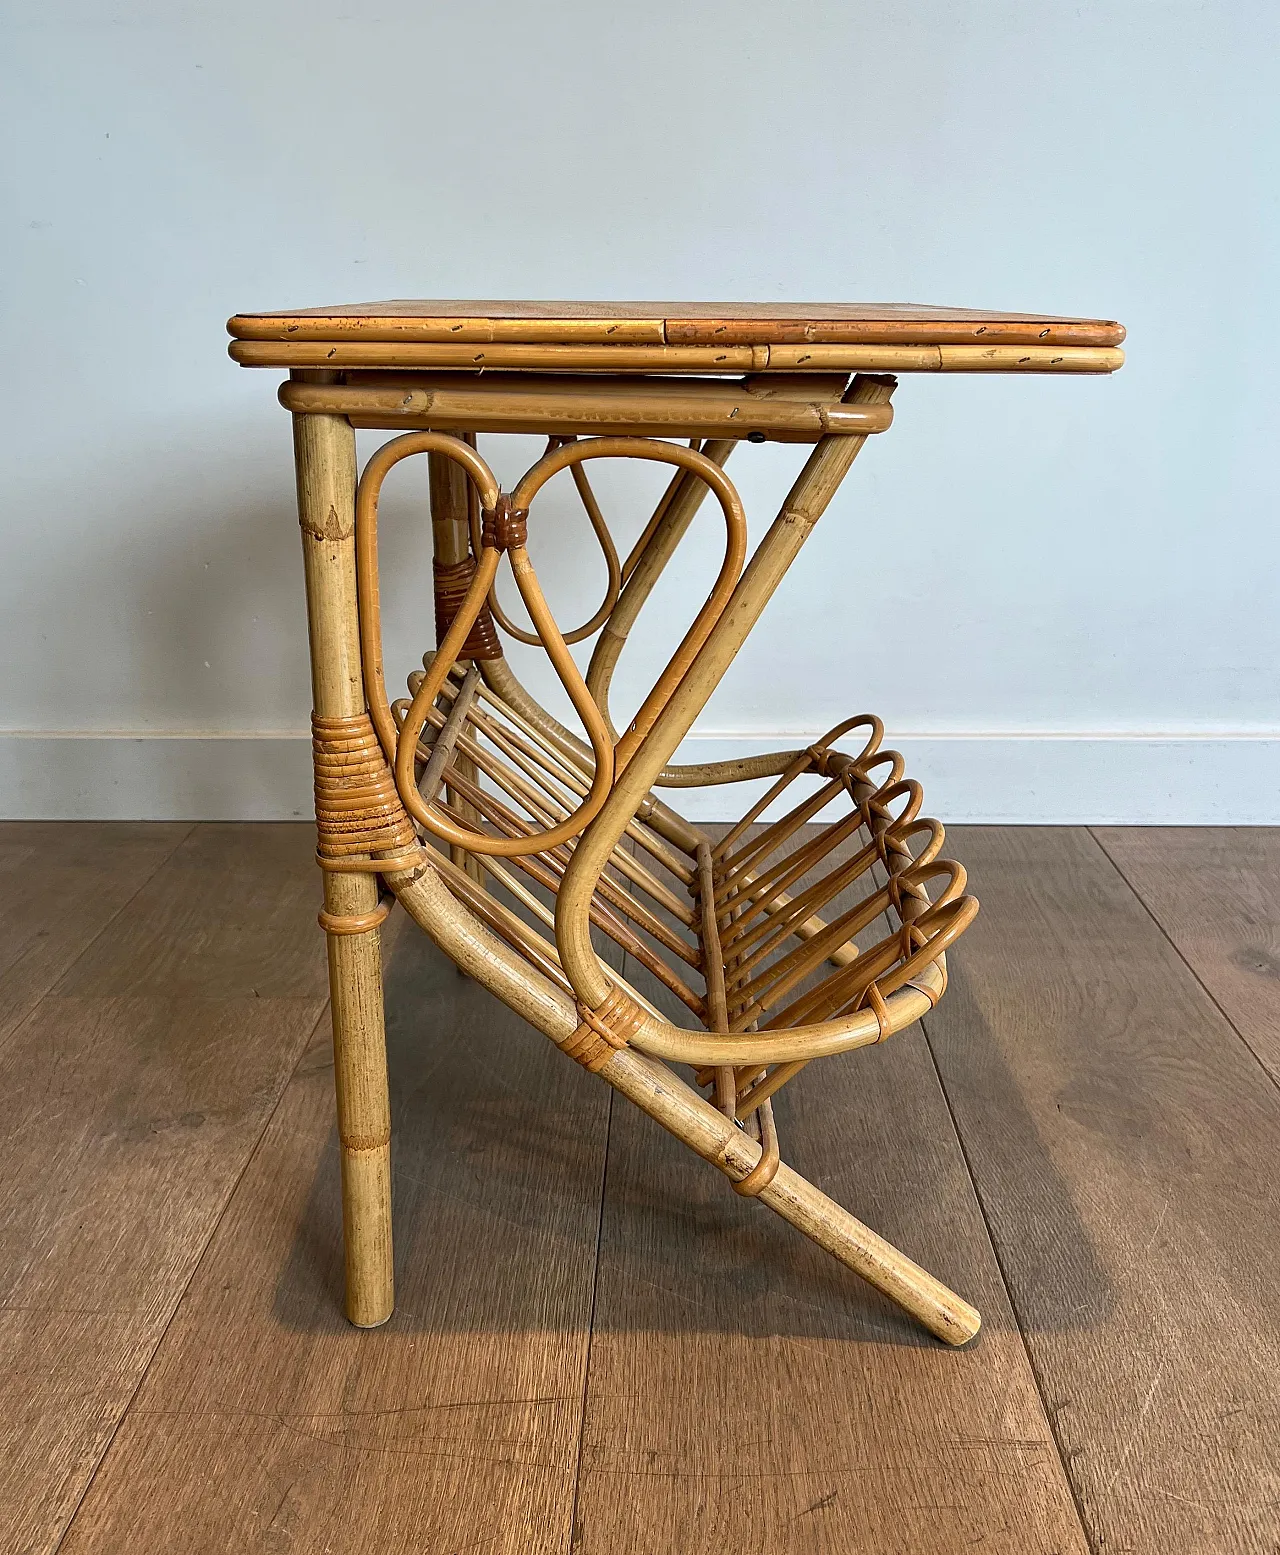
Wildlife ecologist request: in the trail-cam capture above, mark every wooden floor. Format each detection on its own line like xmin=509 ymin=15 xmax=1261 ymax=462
xmin=2 ymin=823 xmax=1277 ymax=1554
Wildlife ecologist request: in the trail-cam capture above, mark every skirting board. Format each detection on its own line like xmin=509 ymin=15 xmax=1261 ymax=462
xmin=1 ymin=731 xmax=1278 ymax=824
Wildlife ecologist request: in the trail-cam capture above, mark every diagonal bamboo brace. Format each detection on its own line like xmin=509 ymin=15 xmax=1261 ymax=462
xmin=599 ymin=1047 xmax=981 ymax=1347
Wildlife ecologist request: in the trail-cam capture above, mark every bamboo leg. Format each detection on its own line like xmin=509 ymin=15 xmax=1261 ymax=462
xmin=429 ymin=447 xmax=486 ymax=886
xmin=293 ymin=390 xmax=394 ymax=1328
xmin=324 ymin=870 xmax=393 ymax=1326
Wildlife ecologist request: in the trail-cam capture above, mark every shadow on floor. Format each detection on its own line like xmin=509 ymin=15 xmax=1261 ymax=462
xmin=274 ymin=918 xmax=1110 ymax=1342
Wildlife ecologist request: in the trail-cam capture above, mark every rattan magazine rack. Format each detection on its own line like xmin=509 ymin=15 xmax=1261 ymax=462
xmin=230 ymin=300 xmax=1124 ymax=1346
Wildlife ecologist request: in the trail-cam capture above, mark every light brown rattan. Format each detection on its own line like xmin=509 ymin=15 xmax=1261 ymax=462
xmin=238 ymin=304 xmax=1123 ymax=1345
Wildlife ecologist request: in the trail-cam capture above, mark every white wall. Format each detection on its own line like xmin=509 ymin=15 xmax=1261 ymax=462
xmin=2 ymin=0 xmax=1277 ymax=821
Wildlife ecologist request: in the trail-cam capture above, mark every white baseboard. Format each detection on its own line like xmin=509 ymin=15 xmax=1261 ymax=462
xmin=1 ymin=731 xmax=1277 ymax=824
xmin=0 ymin=733 xmax=315 ymax=823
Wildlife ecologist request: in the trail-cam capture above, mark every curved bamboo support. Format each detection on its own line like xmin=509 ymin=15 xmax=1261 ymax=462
xmin=555 ymin=376 xmax=901 ymax=1037
xmin=355 ymin=429 xmax=500 ymax=765
xmin=356 ymin=429 xmax=616 ymax=857
xmin=429 ymin=448 xmax=487 ymax=882
xmin=509 ymin=437 xmax=748 ymax=775
xmin=395 ymin=540 xmax=616 ymax=854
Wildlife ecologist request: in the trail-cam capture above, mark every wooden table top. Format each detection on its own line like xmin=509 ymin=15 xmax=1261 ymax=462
xmin=228 ymin=300 xmax=1124 ymax=374
xmin=230 ymin=298 xmax=1123 ymax=346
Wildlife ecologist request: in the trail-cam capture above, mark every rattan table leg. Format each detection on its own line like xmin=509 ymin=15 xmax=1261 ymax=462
xmin=294 ymin=396 xmax=395 ymax=1327
xmin=323 ymin=870 xmax=394 ymax=1326
xmin=429 ymin=448 xmax=486 ymax=887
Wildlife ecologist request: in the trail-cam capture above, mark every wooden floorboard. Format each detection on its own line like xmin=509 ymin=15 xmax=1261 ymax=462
xmin=57 ymin=906 xmax=615 ymax=1554
xmin=5 ymin=820 xmax=1276 ymax=1553
xmin=0 ymin=821 xmax=191 ymax=1054
xmin=53 ymin=822 xmax=332 ymax=1001
xmin=572 ymin=823 xmax=1087 ymax=1553
xmin=1092 ymin=826 xmax=1280 ymax=1088
xmin=925 ymin=826 xmax=1280 ymax=1554
xmin=0 ymin=823 xmax=328 ymax=1555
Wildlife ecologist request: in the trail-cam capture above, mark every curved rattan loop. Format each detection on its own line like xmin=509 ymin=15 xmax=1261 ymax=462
xmin=484 ymin=438 xmax=623 ymax=646
xmin=762 ymin=858 xmax=972 ymax=1032
xmin=356 ymin=429 xmax=614 ymax=858
xmin=510 ymin=437 xmax=747 ymax=774
xmin=356 ymin=430 xmax=500 ymax=766
xmin=813 ymin=713 xmax=886 ymax=764
xmin=883 ymin=815 xmax=947 ymax=880
xmin=396 ymin=544 xmax=616 ymax=859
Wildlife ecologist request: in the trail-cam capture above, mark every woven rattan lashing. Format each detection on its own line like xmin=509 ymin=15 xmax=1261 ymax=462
xmin=318 ymin=893 xmax=395 ymax=936
xmin=561 ymin=984 xmax=649 ymax=1073
xmin=433 ymin=555 xmax=501 ymax=660
xmin=311 ymin=711 xmax=423 ymax=874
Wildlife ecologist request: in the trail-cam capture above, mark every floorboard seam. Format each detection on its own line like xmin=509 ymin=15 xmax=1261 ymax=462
xmin=919 ymin=1011 xmax=1096 ymax=1553
xmin=564 ymin=1086 xmax=612 ymax=1555
xmin=1086 ymin=827 xmax=1280 ymax=1100
xmin=49 ymin=996 xmax=333 ymax=1555
xmin=13 ymin=822 xmax=198 ymax=1022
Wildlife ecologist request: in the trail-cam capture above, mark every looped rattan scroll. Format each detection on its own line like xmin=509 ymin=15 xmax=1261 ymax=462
xmin=507 ymin=437 xmax=747 ymax=777
xmin=480 ymin=436 xmax=623 ymax=646
xmin=356 ymin=429 xmax=616 ymax=858
xmin=356 ymin=406 xmax=978 ymax=1075
xmin=357 ymin=430 xmax=500 ymax=763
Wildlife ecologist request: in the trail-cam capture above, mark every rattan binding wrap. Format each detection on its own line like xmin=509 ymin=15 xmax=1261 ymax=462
xmin=560 ymin=984 xmax=649 ymax=1072
xmin=433 ymin=556 xmax=501 ymax=661
xmin=312 ymin=710 xmax=424 ymax=873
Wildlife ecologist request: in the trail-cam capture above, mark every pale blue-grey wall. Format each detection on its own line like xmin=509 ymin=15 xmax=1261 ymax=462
xmin=2 ymin=0 xmax=1277 ymax=819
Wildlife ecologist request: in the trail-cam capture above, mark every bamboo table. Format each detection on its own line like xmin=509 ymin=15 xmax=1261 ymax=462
xmin=229 ymin=300 xmax=1124 ymax=1346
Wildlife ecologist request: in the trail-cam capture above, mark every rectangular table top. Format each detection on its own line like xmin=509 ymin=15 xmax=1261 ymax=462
xmin=228 ymin=300 xmax=1124 ymax=375
xmin=230 ymin=298 xmax=1124 ymax=347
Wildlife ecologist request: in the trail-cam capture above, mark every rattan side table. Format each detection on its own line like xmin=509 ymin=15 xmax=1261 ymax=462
xmin=229 ymin=299 xmax=1124 ymax=1346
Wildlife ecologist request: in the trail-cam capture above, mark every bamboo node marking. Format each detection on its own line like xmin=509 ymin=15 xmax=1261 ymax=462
xmin=562 ymin=985 xmax=646 ymax=1072
xmin=340 ymin=1128 xmax=392 ymax=1153
xmin=300 ymin=501 xmax=354 ymax=543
